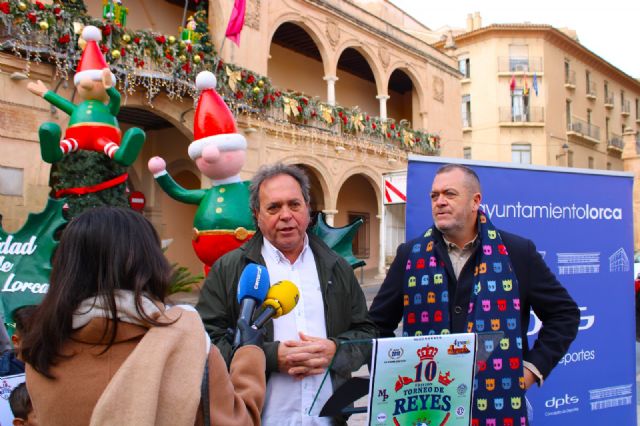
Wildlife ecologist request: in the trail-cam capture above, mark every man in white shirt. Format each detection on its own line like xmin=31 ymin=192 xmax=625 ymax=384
xmin=197 ymin=163 xmax=376 ymax=425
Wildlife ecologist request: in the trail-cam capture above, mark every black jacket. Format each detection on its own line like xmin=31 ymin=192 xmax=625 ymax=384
xmin=196 ymin=231 xmax=377 ymax=374
xmin=368 ymin=228 xmax=580 ymax=380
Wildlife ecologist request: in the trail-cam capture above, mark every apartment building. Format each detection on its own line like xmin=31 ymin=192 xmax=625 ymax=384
xmin=433 ymin=18 xmax=640 ymax=170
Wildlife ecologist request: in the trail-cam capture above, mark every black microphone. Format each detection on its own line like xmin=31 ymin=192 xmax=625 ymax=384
xmin=233 ymin=264 xmax=270 ymax=347
xmin=251 ymin=280 xmax=300 ymax=329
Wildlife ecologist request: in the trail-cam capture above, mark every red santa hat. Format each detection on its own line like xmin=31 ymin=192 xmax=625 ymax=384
xmin=74 ymin=26 xmax=116 ymax=86
xmin=188 ymin=71 xmax=247 ymax=160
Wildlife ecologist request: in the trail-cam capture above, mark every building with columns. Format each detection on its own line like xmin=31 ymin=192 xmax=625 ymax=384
xmin=0 ymin=0 xmax=463 ymax=277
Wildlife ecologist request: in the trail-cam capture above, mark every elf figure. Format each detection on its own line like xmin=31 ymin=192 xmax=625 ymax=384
xmin=148 ymin=71 xmax=255 ymax=274
xmin=27 ymin=26 xmax=144 ymax=166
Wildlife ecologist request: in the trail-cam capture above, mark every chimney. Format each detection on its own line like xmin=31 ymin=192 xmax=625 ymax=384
xmin=473 ymin=12 xmax=482 ymax=30
xmin=466 ymin=14 xmax=474 ymax=32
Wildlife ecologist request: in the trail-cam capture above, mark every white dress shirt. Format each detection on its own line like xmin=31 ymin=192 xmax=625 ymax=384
xmin=260 ymin=236 xmax=333 ymax=426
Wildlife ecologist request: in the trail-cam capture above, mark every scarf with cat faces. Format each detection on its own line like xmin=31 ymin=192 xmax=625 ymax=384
xmin=403 ymin=211 xmax=528 ymax=426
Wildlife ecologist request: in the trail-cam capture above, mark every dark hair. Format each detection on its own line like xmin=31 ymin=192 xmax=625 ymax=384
xmin=435 ymin=163 xmax=481 ymax=193
xmin=249 ymin=163 xmax=311 ymax=220
xmin=9 ymin=383 xmax=32 ymax=419
xmin=21 ymin=207 xmax=172 ymax=378
xmin=12 ymin=306 xmax=37 ymax=336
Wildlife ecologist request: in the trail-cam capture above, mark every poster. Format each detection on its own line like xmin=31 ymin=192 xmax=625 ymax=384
xmin=368 ymin=333 xmax=476 ymax=426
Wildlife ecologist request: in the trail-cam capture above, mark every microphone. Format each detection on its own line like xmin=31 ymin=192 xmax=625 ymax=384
xmin=233 ymin=263 xmax=270 ymax=347
xmin=251 ymin=280 xmax=300 ymax=329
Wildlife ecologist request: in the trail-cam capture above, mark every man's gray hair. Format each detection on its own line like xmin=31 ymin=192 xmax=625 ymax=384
xmin=249 ymin=163 xmax=311 ymax=214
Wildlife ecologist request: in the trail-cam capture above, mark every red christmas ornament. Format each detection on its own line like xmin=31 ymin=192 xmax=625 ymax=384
xmin=182 ymin=62 xmax=191 ymax=73
xmin=58 ymin=34 xmax=70 ymax=44
xmin=155 ymin=35 xmax=166 ymax=44
xmin=390 ymin=123 xmax=395 ymax=130
xmin=246 ymin=74 xmax=255 ymax=84
xmin=301 ymin=98 xmax=308 ymax=105
xmin=0 ymin=2 xmax=9 ymax=14
xmin=235 ymin=91 xmax=244 ymax=99
xmin=372 ymin=123 xmax=377 ymax=129
xmin=165 ymin=53 xmax=174 ymax=62
xmin=186 ymin=44 xmax=193 ymax=53
xmin=297 ymin=106 xmax=302 ymax=113
xmin=133 ymin=37 xmax=141 ymax=44
xmin=53 ymin=6 xmax=62 ymax=16
xmin=102 ymin=24 xmax=112 ymax=36
xmin=120 ymin=47 xmax=126 ymax=57
xmin=35 ymin=1 xmax=45 ymax=10
xmin=27 ymin=12 xmax=37 ymax=23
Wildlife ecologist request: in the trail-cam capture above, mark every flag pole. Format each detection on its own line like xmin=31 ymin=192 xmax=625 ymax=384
xmin=215 ymin=36 xmax=227 ymax=72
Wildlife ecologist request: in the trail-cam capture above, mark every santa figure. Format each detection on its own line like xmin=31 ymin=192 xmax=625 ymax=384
xmin=148 ymin=71 xmax=255 ymax=274
xmin=27 ymin=26 xmax=144 ymax=166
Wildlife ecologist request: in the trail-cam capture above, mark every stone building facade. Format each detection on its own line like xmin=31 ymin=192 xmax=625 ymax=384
xmin=0 ymin=0 xmax=463 ymax=276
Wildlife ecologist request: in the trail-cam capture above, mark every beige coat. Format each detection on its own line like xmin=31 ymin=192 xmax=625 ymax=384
xmin=26 ymin=307 xmax=265 ymax=425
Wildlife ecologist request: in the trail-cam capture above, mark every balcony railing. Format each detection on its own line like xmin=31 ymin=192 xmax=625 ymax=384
xmin=607 ymin=133 xmax=624 ymax=151
xmin=499 ymin=106 xmax=544 ymax=123
xmin=564 ymin=70 xmax=576 ymax=87
xmin=0 ymin=15 xmax=441 ymax=156
xmin=498 ymin=56 xmax=544 ymax=73
xmin=462 ymin=116 xmax=472 ymax=128
xmin=586 ymin=82 xmax=597 ymax=99
xmin=622 ymin=100 xmax=631 ymax=116
xmin=567 ymin=116 xmax=600 ymax=142
xmin=604 ymin=93 xmax=615 ymax=108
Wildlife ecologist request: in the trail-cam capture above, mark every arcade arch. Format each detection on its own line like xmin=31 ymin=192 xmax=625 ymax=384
xmin=335 ymin=173 xmax=380 ymax=274
xmin=386 ymin=67 xmax=421 ymax=128
xmin=268 ymin=22 xmax=327 ymax=101
xmin=335 ymin=47 xmax=379 ymax=116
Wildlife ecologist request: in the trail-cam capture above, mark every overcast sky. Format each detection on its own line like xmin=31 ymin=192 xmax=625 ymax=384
xmin=388 ymin=0 xmax=640 ymax=78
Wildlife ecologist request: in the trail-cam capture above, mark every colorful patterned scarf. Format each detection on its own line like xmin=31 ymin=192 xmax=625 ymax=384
xmin=403 ymin=211 xmax=528 ymax=426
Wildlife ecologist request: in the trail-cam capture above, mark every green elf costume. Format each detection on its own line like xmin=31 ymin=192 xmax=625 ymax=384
xmin=36 ymin=26 xmax=144 ymax=166
xmin=151 ymin=72 xmax=255 ymax=274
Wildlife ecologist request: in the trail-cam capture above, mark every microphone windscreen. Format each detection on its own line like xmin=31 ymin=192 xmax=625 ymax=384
xmin=262 ymin=280 xmax=299 ymax=318
xmin=236 ymin=263 xmax=270 ymax=304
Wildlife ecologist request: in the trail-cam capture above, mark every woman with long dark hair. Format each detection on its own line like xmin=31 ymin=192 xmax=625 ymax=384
xmin=22 ymin=207 xmax=265 ymax=425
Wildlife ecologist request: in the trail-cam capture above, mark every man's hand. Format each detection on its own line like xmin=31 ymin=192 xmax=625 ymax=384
xmin=27 ymin=80 xmax=48 ymax=97
xmin=101 ymin=68 xmax=113 ymax=89
xmin=277 ymin=332 xmax=337 ymax=379
xmin=523 ymin=367 xmax=538 ymax=390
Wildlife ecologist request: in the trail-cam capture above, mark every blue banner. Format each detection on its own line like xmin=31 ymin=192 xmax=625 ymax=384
xmin=405 ymin=156 xmax=636 ymax=425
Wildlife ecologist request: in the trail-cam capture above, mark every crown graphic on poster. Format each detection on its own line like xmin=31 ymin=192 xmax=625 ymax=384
xmin=417 ymin=345 xmax=438 ymax=361
xmin=438 ymin=371 xmax=455 ymax=386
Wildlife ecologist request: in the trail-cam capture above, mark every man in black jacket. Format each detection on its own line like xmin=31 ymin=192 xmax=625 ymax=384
xmin=369 ymin=163 xmax=579 ymax=424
